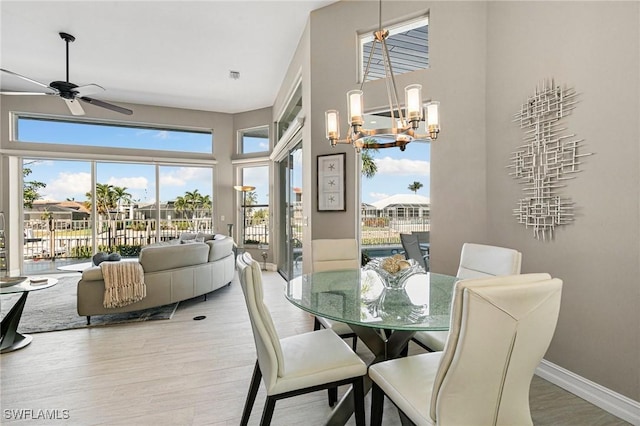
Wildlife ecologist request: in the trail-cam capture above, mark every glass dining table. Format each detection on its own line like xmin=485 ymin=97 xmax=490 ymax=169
xmin=286 ymin=268 xmax=457 ymax=425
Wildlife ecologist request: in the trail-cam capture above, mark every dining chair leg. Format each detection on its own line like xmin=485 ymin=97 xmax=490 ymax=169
xmin=351 ymin=336 xmax=358 ymax=351
xmin=398 ymin=409 xmax=415 ymax=426
xmin=260 ymin=396 xmax=277 ymax=426
xmin=353 ymin=377 xmax=366 ymax=426
xmin=313 ymin=316 xmax=321 ymax=331
xmin=241 ymin=360 xmax=262 ymax=426
xmin=328 ymin=386 xmax=338 ymax=406
xmin=370 ymin=382 xmax=385 ymax=426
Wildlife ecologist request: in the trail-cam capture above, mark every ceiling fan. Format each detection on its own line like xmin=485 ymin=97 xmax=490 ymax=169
xmin=0 ymin=32 xmax=133 ymax=116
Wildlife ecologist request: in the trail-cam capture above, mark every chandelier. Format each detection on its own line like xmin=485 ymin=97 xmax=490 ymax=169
xmin=324 ymin=1 xmax=440 ymax=151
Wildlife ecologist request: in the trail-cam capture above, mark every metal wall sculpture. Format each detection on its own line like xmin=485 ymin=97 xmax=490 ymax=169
xmin=508 ymin=79 xmax=592 ymax=240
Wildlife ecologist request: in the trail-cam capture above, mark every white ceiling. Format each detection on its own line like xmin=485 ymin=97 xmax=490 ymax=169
xmin=0 ymin=1 xmax=337 ymax=114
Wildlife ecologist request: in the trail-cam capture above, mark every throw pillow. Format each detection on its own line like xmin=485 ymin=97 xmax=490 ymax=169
xmin=108 ymin=253 xmax=122 ymax=261
xmin=92 ymin=252 xmax=109 ymax=266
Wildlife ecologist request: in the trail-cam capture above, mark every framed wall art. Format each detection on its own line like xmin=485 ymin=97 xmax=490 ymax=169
xmin=317 ymin=153 xmax=345 ymax=212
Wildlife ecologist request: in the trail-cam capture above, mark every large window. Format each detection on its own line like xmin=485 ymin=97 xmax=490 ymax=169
xmin=360 ymin=111 xmax=431 ymax=250
xmin=16 ymin=116 xmax=213 ymax=154
xmin=360 ymin=16 xmax=429 ymax=81
xmin=22 ymin=159 xmax=214 ymax=259
xmin=239 ymin=165 xmax=269 ymax=246
xmin=18 ymin=115 xmax=215 ymax=261
xmin=159 ymin=165 xmax=214 ymax=234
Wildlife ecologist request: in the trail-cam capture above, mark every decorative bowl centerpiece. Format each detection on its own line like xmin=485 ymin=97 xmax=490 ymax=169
xmin=365 ymin=254 xmax=422 ymax=290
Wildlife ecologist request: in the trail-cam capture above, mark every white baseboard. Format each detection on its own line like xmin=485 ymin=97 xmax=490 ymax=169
xmin=536 ymin=359 xmax=640 ymax=425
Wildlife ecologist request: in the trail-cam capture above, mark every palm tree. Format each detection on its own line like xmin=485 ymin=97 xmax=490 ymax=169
xmin=199 ymin=194 xmax=212 ymax=218
xmin=86 ymin=183 xmax=119 ymax=245
xmin=361 ymin=150 xmax=378 ymax=179
xmin=408 ymin=181 xmax=423 ymax=194
xmin=112 ymin=186 xmax=132 ymax=219
xmin=183 ymin=189 xmax=202 ymax=220
xmin=244 ymin=190 xmax=258 ymax=227
xmin=361 ymin=138 xmax=379 ymax=179
xmin=174 ymin=196 xmax=187 ymax=219
xmin=87 ymin=183 xmax=117 ymax=219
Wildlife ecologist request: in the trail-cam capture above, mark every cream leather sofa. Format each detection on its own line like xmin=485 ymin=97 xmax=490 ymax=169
xmin=77 ymin=235 xmax=235 ymax=322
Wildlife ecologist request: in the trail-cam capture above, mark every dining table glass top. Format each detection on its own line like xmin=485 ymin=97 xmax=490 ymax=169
xmin=286 ymin=269 xmax=457 ymax=331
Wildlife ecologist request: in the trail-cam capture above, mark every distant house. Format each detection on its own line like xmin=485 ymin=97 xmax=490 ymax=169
xmin=24 ymin=200 xmax=91 ymax=225
xmin=363 ymin=194 xmax=430 ymax=220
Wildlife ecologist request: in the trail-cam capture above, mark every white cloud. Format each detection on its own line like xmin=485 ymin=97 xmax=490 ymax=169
xmin=159 ymin=167 xmax=212 ymax=187
xmin=107 ymin=176 xmax=148 ymax=189
xmin=154 ymin=130 xmax=170 ymax=140
xmin=375 ymin=157 xmax=430 ymax=176
xmin=41 ymin=172 xmax=91 ymax=201
xmin=368 ymin=192 xmax=389 ymax=201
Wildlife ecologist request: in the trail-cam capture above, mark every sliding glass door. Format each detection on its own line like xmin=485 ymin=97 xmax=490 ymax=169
xmin=277 ymin=141 xmax=302 ymax=280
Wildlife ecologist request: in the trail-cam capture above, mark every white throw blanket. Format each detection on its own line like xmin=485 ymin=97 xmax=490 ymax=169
xmin=101 ymin=261 xmax=146 ymax=308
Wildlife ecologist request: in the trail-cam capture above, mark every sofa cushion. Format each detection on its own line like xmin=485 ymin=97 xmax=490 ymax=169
xmin=179 ymin=232 xmax=197 ymax=242
xmin=140 ymin=242 xmax=209 ymax=273
xmin=206 ymin=236 xmax=235 ymax=262
xmin=146 ymin=240 xmax=179 ymax=248
xmin=196 ymin=232 xmax=216 ymax=241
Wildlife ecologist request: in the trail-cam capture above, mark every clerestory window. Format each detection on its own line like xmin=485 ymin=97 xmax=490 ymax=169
xmin=359 ymin=16 xmax=429 ymax=82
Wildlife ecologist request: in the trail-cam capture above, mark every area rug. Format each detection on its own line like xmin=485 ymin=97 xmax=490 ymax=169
xmin=0 ymin=275 xmax=178 ymax=333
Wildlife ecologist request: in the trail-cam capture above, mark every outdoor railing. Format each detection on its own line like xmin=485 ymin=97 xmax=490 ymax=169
xmin=361 ymin=218 xmax=430 ymax=246
xmin=22 ymin=216 xmax=428 ymax=259
xmin=23 ymin=218 xmax=214 ymax=259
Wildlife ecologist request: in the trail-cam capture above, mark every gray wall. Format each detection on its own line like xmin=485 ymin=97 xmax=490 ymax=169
xmin=288 ymin=0 xmax=639 ymax=401
xmin=485 ymin=1 xmax=640 ymax=400
xmin=2 ymin=0 xmax=638 ymax=403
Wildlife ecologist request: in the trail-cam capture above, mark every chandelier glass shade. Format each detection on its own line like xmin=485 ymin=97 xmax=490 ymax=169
xmin=324 ymin=4 xmax=440 ymax=151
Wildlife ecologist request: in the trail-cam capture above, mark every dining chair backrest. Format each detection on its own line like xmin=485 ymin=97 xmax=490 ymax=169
xmin=311 ymin=239 xmax=359 ymax=272
xmin=237 ymin=252 xmax=285 ymax=394
xmin=412 ymin=231 xmax=430 ymax=245
xmin=430 ymin=273 xmax=562 ymax=425
xmin=399 ymin=233 xmax=427 ymax=271
xmin=456 ymin=243 xmax=522 ymax=279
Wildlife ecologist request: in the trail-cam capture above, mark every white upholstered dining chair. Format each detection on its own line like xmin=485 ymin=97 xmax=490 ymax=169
xmin=412 ymin=242 xmax=522 ymax=352
xmin=311 ymin=239 xmax=360 ymax=351
xmin=236 ymin=253 xmax=366 ymax=426
xmin=369 ymin=273 xmax=562 ymax=426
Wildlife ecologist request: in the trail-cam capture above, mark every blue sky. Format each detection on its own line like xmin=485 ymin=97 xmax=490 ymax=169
xmin=361 ymin=142 xmax=430 ymax=203
xmin=20 ymin=118 xmax=430 ymax=206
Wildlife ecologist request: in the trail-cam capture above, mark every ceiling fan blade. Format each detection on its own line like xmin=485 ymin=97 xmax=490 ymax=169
xmin=73 ymin=84 xmax=104 ymax=98
xmin=64 ymin=98 xmax=85 ymax=116
xmin=0 ymin=91 xmax=53 ymax=96
xmin=0 ymin=68 xmax=53 ymax=91
xmin=80 ymin=97 xmax=133 ymax=115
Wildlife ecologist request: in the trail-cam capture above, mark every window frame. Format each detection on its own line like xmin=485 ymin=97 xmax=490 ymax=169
xmin=10 ymin=112 xmax=215 ymax=159
xmin=238 ymin=125 xmax=270 ymax=155
xmin=359 ymin=14 xmax=429 ymax=83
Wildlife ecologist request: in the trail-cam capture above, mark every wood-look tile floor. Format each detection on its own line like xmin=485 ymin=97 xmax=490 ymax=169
xmin=0 ymin=271 xmax=631 ymax=425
